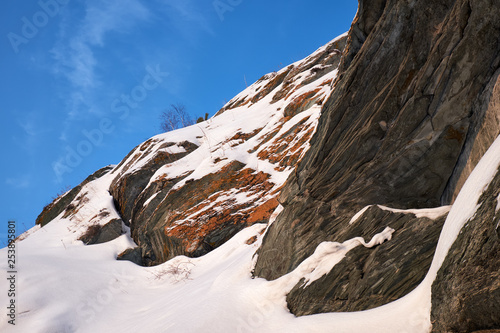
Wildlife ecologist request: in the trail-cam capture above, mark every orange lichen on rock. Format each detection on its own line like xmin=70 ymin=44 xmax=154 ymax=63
xmin=159 ymin=162 xmax=279 ymax=254
xmin=223 ymin=127 xmax=264 ymax=147
xmin=246 ymin=236 xmax=258 ymax=245
xmin=251 ymin=68 xmax=292 ymax=104
xmin=246 ymin=198 xmax=279 ymax=224
xmin=215 ymin=96 xmax=253 ymax=115
xmin=139 ymin=139 xmax=155 ymax=151
xmin=257 ymin=117 xmax=316 ymax=171
xmin=283 ymin=88 xmax=322 ymax=117
xmin=321 ymin=78 xmax=334 ymax=86
xmin=248 ymin=126 xmax=283 ymax=154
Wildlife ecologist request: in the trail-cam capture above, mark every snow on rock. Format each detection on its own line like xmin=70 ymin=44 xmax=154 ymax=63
xmin=7 ymin=32 xmax=500 ymax=333
xmin=100 ymin=33 xmax=348 ymax=265
xmin=278 ymin=226 xmax=395 ymax=288
xmin=1 ymin=133 xmax=499 ymax=332
xmin=349 ymin=205 xmax=371 ymax=224
xmin=350 ymin=205 xmax=451 ymax=224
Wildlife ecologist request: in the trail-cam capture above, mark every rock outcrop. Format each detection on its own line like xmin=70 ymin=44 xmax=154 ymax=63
xmin=35 ymin=166 xmax=113 ymax=227
xmin=109 ymin=36 xmax=345 ymax=265
xmin=32 ymin=35 xmax=346 ymax=266
xmin=285 ymin=205 xmax=449 ymax=315
xmin=431 ymin=165 xmax=500 ymax=332
xmin=254 ymin=0 xmax=500 ymax=316
xmin=78 ymin=218 xmax=123 ymax=245
xmin=30 ymin=1 xmax=500 ymax=329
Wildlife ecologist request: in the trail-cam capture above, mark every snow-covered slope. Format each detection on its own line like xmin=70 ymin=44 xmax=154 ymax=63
xmin=1 ymin=22 xmax=500 ymax=332
xmin=2 ymin=134 xmax=500 ymax=332
xmin=104 ymin=33 xmax=347 ymax=265
xmin=31 ymin=32 xmax=347 ymax=267
xmin=0 ymin=33 xmax=351 ymax=331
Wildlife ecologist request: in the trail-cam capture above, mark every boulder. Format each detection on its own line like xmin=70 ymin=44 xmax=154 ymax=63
xmin=78 ymin=218 xmax=124 ymax=245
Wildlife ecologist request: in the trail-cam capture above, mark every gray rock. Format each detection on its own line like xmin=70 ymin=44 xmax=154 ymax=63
xmin=254 ymin=0 xmax=500 ymax=317
xmin=431 ymin=166 xmax=500 ymax=332
xmin=79 ymin=218 xmax=124 ymax=245
xmin=35 ymin=166 xmax=113 ymax=227
xmin=117 ymin=247 xmax=144 ymax=266
xmin=109 ymin=140 xmax=198 ymax=225
xmin=286 ymin=206 xmax=447 ymax=315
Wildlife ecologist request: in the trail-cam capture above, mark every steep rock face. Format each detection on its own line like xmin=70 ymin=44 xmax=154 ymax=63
xmin=106 ymin=36 xmax=346 ymax=266
xmin=254 ymin=0 xmax=500 ymax=315
xmin=431 ymin=165 xmax=500 ymax=332
xmin=447 ymin=71 xmax=500 ymax=202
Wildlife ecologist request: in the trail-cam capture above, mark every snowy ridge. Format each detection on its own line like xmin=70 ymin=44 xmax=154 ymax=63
xmin=112 ymin=33 xmax=348 ymax=188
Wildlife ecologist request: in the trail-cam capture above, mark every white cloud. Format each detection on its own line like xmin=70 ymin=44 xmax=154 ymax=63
xmin=50 ymin=0 xmax=151 ymax=140
xmin=19 ymin=117 xmax=37 ymax=137
xmin=15 ymin=112 xmax=52 ymax=156
xmin=6 ymin=175 xmax=31 ymax=189
xmin=18 ymin=111 xmax=51 ymax=137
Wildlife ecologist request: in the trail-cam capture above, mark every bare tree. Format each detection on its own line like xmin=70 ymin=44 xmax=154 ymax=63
xmin=159 ymin=103 xmax=194 ymax=132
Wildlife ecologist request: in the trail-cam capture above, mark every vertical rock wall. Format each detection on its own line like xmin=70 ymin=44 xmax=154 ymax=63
xmin=255 ymin=0 xmax=500 ymax=316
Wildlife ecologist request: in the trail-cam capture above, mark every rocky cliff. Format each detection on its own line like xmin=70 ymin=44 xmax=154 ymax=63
xmin=36 ymin=35 xmax=347 ymax=266
xmin=431 ymin=163 xmax=500 ymax=332
xmin=26 ymin=0 xmax=500 ymax=331
xmin=254 ymin=0 xmax=500 ymax=323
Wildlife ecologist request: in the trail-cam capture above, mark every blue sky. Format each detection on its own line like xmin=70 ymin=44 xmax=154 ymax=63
xmin=0 ymin=0 xmax=357 ymax=242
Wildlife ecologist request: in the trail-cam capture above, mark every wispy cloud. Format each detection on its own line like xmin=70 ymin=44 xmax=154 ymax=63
xmin=18 ymin=111 xmax=52 ymax=136
xmin=6 ymin=175 xmax=31 ymax=189
xmin=50 ymin=0 xmax=151 ymax=142
xmin=19 ymin=116 xmax=38 ymax=137
xmin=51 ymin=0 xmax=151 ymax=110
xmin=14 ymin=112 xmax=52 ymax=155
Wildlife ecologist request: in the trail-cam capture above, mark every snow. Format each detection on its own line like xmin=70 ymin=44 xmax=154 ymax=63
xmin=2 ymin=131 xmax=500 ymax=332
xmin=350 ymin=204 xmax=451 ymax=225
xmin=110 ymin=36 xmax=338 ymax=225
xmin=377 ymin=205 xmax=451 ymax=220
xmin=291 ymin=227 xmax=394 ymax=288
xmin=3 ymin=25 xmax=500 ymax=331
xmin=496 ymin=193 xmax=500 ymax=212
xmin=142 ymin=192 xmax=158 ymax=207
xmin=425 ymin=135 xmax=500 ymax=279
xmin=0 ymin=215 xmax=395 ymax=333
xmin=349 ymin=205 xmax=371 ymax=224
